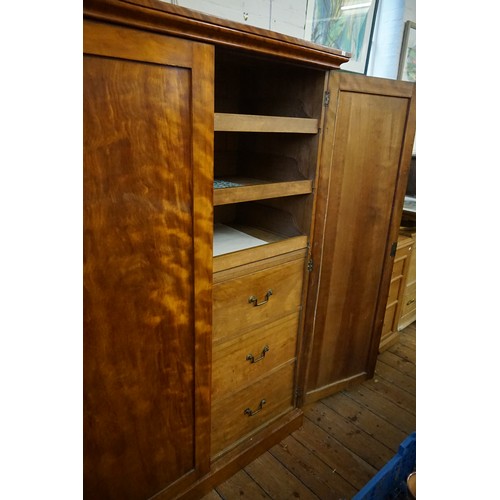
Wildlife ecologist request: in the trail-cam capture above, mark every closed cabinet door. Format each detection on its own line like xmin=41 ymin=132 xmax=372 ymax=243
xmin=83 ymin=21 xmax=213 ymax=499
xmin=301 ymin=72 xmax=416 ymax=403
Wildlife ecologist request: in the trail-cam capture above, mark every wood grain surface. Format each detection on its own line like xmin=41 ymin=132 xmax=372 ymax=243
xmin=213 ymin=258 xmax=304 ymax=342
xmin=83 ymin=22 xmax=214 ymax=499
xmin=302 ymin=72 xmax=416 ymax=403
xmin=83 ymin=0 xmax=351 ymax=70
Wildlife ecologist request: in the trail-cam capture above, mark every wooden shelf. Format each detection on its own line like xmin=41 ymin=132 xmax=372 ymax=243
xmin=214 ymin=178 xmax=312 ymax=206
xmin=213 ymin=223 xmax=307 ymax=273
xmin=214 ymin=113 xmax=319 ymax=134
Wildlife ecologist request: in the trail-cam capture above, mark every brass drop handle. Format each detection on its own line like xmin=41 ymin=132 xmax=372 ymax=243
xmin=248 ymin=289 xmax=273 ymax=307
xmin=406 ymin=298 xmax=415 ymax=305
xmin=246 ymin=345 xmax=270 ymax=364
xmin=244 ymin=399 xmax=266 ymax=417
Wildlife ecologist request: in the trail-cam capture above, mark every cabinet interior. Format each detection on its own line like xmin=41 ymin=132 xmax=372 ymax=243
xmin=214 ymin=49 xmax=325 ymax=118
xmin=213 ymin=48 xmax=325 ymax=265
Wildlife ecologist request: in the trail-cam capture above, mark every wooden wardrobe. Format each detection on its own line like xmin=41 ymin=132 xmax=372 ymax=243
xmin=83 ymin=2 xmax=416 ymax=498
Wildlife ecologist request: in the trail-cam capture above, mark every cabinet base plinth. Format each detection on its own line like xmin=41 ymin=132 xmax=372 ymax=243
xmin=166 ymin=409 xmax=303 ymax=500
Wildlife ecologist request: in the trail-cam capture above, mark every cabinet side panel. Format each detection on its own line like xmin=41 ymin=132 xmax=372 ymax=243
xmin=307 ymin=86 xmax=410 ymax=393
xmin=83 ymin=55 xmax=196 ymax=498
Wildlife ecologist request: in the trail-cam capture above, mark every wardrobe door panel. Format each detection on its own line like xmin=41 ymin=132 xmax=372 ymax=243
xmin=303 ymin=73 xmax=415 ymax=402
xmin=83 ymin=21 xmax=213 ymax=499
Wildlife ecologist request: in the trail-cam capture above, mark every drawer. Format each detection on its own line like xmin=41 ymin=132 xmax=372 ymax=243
xmin=212 ymin=312 xmax=299 ymax=402
xmin=391 ymin=258 xmax=405 ymax=279
xmin=211 ymin=361 xmax=295 ymax=458
xmin=387 ymin=277 xmax=402 ymax=305
xmin=213 ymin=258 xmax=304 ymax=341
xmin=401 ymin=282 xmax=416 ymax=316
xmin=382 ymin=302 xmax=397 ymax=337
xmin=407 ymin=248 xmax=416 ymax=284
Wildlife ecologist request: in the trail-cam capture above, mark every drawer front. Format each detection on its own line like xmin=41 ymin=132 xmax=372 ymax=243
xmin=382 ymin=302 xmax=397 ymax=337
xmin=407 ymin=248 xmax=416 ymax=283
xmin=212 ymin=313 xmax=299 ymax=402
xmin=387 ymin=277 xmax=402 ymax=305
xmin=211 ymin=362 xmax=295 ymax=458
xmin=391 ymin=258 xmax=405 ymax=279
xmin=213 ymin=258 xmax=304 ymax=341
xmin=401 ymin=282 xmax=416 ymax=316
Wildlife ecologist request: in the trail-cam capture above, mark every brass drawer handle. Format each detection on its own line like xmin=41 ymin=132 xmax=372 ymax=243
xmin=244 ymin=399 xmax=266 ymax=417
xmin=406 ymin=298 xmax=415 ymax=305
xmin=248 ymin=289 xmax=273 ymax=307
xmin=246 ymin=345 xmax=270 ymax=364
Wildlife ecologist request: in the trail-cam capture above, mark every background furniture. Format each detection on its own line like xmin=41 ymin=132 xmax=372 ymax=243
xmin=379 ymin=234 xmax=414 ymax=352
xmin=83 ymin=2 xmax=416 ymax=498
xmin=398 ymin=230 xmax=417 ymax=329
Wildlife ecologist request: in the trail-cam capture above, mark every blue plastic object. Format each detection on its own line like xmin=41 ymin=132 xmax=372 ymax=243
xmin=353 ymin=432 xmax=416 ymax=500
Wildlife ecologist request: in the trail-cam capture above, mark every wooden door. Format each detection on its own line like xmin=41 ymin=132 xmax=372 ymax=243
xmin=300 ymin=72 xmax=416 ymax=404
xmin=83 ymin=21 xmax=213 ymax=499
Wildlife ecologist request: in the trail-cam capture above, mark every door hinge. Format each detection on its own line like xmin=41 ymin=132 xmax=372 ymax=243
xmin=307 ymin=258 xmax=314 ymax=272
xmin=324 ymin=90 xmax=330 ymax=107
xmin=390 ymin=242 xmax=397 ymax=257
xmin=294 ymin=387 xmax=303 ymax=400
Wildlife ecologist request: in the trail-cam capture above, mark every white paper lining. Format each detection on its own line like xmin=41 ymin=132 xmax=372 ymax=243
xmin=213 ymin=223 xmax=268 ymax=256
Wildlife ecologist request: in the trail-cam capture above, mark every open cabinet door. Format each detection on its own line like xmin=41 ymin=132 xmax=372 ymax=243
xmin=300 ymin=71 xmax=416 ymax=404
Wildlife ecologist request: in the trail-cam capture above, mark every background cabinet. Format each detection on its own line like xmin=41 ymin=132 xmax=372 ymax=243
xmin=83 ymin=21 xmax=213 ymax=499
xmin=300 ymin=72 xmax=416 ymax=404
xmin=379 ymin=234 xmax=414 ymax=351
xmin=398 ymin=230 xmax=417 ymax=329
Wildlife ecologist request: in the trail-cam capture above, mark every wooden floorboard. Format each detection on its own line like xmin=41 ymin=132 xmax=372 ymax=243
xmin=304 ymin=402 xmax=395 ymax=471
xmin=269 ymin=435 xmax=358 ymax=499
xmin=204 ymin=322 xmax=416 ymax=500
xmin=375 ymin=359 xmax=416 ymax=395
xmin=244 ymin=452 xmax=319 ymax=499
xmin=215 ymin=469 xmax=270 ymax=499
xmin=321 ymin=392 xmax=407 ymax=454
xmin=378 ymin=349 xmax=416 ymax=379
xmin=292 ymin=417 xmax=377 ymax=491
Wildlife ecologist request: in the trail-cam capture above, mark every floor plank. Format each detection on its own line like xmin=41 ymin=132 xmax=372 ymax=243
xmin=244 ymin=452 xmax=319 ymax=499
xmin=201 ymin=489 xmax=223 ymax=500
xmin=292 ymin=418 xmax=378 ymax=491
xmin=398 ymin=325 xmax=416 ymax=349
xmin=269 ymin=435 xmax=357 ymax=500
xmin=320 ymin=392 xmax=408 ymax=454
xmin=377 ymin=350 xmax=416 ymax=380
xmin=215 ymin=469 xmax=270 ymax=499
xmin=304 ymin=402 xmax=395 ymax=470
xmin=361 ymin=376 xmax=416 ymax=415
xmin=388 ymin=342 xmax=416 ymax=365
xmin=343 ymin=384 xmax=415 ymax=435
xmin=375 ymin=358 xmax=416 ymax=395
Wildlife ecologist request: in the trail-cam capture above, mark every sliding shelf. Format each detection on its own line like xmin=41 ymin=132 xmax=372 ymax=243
xmin=214 ymin=113 xmax=319 ymax=134
xmin=213 ymin=223 xmax=308 ymax=273
xmin=214 ymin=177 xmax=312 ymax=206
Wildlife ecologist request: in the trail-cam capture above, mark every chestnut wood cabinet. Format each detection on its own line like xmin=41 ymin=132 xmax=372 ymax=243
xmin=83 ymin=2 xmax=415 ymax=498
xmin=398 ymin=230 xmax=417 ymax=329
